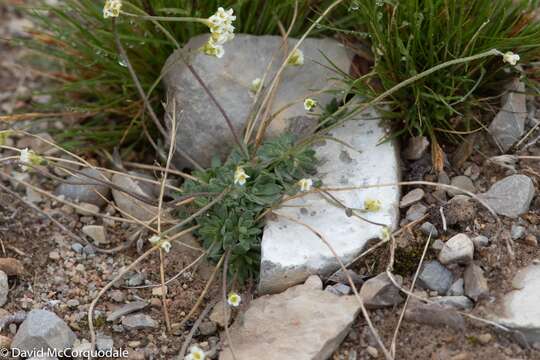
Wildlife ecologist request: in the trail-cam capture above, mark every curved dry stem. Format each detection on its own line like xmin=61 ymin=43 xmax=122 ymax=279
xmin=273 ymin=212 xmax=394 ymax=360
xmin=253 ymin=0 xmax=345 ymax=147
xmin=316 ymin=49 xmax=502 ymax=133
xmin=222 ymin=250 xmax=239 ymax=360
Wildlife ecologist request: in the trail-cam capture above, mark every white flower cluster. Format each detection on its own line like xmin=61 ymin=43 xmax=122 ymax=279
xmin=502 ymin=51 xmax=520 ymax=66
xmin=103 ymin=0 xmax=122 ymax=18
xmin=149 ymin=235 xmax=172 ymax=253
xmin=185 ymin=345 xmax=206 ymax=360
xmin=297 ymin=178 xmax=313 ymax=192
xmin=287 ymin=49 xmax=304 ymax=66
xmin=19 ymin=147 xmax=42 ymax=172
xmin=203 ymin=7 xmax=236 ymax=58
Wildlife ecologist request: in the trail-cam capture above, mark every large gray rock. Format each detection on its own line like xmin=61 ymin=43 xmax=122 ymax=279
xmin=11 ymin=309 xmax=76 ymax=353
xmin=220 ymin=276 xmax=361 ymax=360
xmin=478 ymin=175 xmax=535 ymax=218
xmin=163 ymin=34 xmax=352 ymax=168
xmin=258 ymin=111 xmax=400 ymax=294
xmin=55 ymin=168 xmax=110 ymax=207
xmin=488 ymin=79 xmax=527 ymax=152
xmin=495 ymin=264 xmax=540 ymax=344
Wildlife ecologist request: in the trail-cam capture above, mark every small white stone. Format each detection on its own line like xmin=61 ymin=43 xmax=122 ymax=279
xmin=438 ymin=234 xmax=474 ymax=265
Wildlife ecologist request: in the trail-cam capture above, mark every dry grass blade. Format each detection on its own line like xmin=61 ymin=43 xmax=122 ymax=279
xmin=177 ymin=254 xmax=225 ymax=330
xmin=222 ymin=250 xmax=239 ymax=360
xmin=252 ymin=0 xmax=345 ymax=147
xmin=178 ymin=299 xmax=219 ymax=359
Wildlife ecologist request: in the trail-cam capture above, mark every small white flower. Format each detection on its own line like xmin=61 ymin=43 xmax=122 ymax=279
xmin=149 ymin=235 xmax=161 ymax=244
xmin=304 ymin=98 xmax=317 ymax=112
xmin=161 ymin=240 xmax=172 ymax=253
xmin=298 ymin=178 xmax=313 ymax=192
xmin=364 ymin=198 xmax=381 ymax=212
xmin=186 ymin=345 xmax=206 ymax=360
xmin=19 ymin=148 xmax=40 ymax=172
xmin=227 ymin=292 xmax=241 ymax=307
xmin=234 ymin=166 xmax=250 ymax=186
xmin=287 ymin=49 xmax=304 ymax=66
xmin=379 ymin=227 xmax=391 ymax=241
xmin=250 ymin=78 xmax=262 ymax=94
xmin=103 ymin=0 xmax=122 ymax=18
xmin=19 ymin=148 xmax=30 ymax=166
xmin=502 ymin=51 xmax=520 ymax=66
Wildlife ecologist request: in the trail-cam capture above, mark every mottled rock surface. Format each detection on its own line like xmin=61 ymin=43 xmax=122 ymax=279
xmin=259 ymin=111 xmax=400 ymax=294
xmin=111 ymin=173 xmax=159 ymax=222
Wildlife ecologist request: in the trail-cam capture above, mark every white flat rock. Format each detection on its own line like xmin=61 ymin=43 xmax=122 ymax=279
xmin=259 ymin=109 xmax=400 ymax=293
xmin=496 ymin=264 xmax=540 ymax=344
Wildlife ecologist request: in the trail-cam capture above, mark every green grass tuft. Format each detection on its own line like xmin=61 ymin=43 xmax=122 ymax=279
xmin=345 ymin=0 xmax=540 ymax=141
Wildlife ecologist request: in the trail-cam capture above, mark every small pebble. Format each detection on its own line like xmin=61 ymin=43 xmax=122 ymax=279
xmin=366 ymin=346 xmax=379 ymax=358
xmin=71 ymin=243 xmax=84 ymax=254
xmin=83 ymin=244 xmax=96 ymax=256
xmin=49 ymin=251 xmax=60 ymax=260
xmin=524 ymin=234 xmax=538 ymax=247
xmin=66 ymin=299 xmax=80 ymax=308
xmin=478 ymin=333 xmax=492 ymax=344
xmin=420 ymin=222 xmax=438 ymax=238
xmin=511 ymin=225 xmax=526 ymax=240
